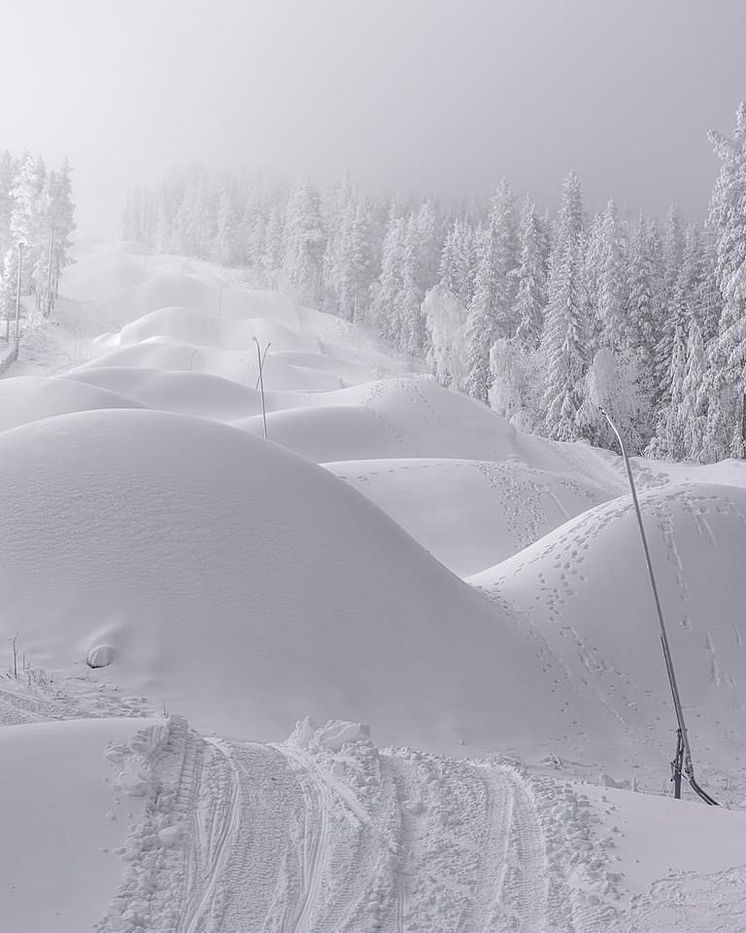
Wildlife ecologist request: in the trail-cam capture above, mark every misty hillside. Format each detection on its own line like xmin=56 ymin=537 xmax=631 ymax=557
xmin=0 ymin=242 xmax=743 ymax=931
xmin=4 ymin=3 xmax=746 ymax=932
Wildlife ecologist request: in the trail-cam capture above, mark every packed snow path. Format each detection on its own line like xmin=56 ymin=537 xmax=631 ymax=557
xmin=98 ymin=717 xmax=620 ymax=933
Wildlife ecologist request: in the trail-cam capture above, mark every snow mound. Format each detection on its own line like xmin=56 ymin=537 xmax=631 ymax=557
xmin=0 ymin=408 xmax=566 ymax=751
xmin=471 ymin=482 xmax=746 ymax=779
xmin=71 ymin=337 xmax=342 ymax=390
xmin=0 ymin=376 xmax=143 ymax=432
xmin=328 ymin=457 xmax=609 ymax=575
xmin=109 ymin=305 xmax=318 ymax=354
xmin=65 ymin=367 xmax=264 ymax=421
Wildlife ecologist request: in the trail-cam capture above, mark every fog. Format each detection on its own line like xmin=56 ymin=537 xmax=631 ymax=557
xmin=3 ymin=0 xmax=745 ymax=236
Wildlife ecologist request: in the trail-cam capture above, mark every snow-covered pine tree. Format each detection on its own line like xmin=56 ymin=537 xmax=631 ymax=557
xmin=438 ymin=217 xmax=474 ymax=306
xmin=653 ymin=204 xmax=686 ymax=405
xmin=332 ymin=193 xmax=377 ymax=324
xmin=513 ymin=196 xmax=547 ymax=347
xmin=283 ymin=178 xmax=327 ymax=305
xmin=646 ymin=324 xmax=688 ymax=459
xmin=262 ymin=203 xmax=286 ymax=285
xmin=597 ymin=199 xmax=628 ymax=351
xmin=370 ymin=205 xmax=406 ymax=343
xmin=541 ymin=238 xmax=587 ymax=440
xmin=462 ymin=180 xmax=518 ymax=402
xmin=701 ymin=103 xmax=746 ymax=460
xmin=541 ymin=171 xmax=587 ymax=437
xmin=683 ymin=319 xmax=708 ymax=460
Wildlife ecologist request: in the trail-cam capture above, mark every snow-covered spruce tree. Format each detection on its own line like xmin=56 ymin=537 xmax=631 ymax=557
xmin=213 ymin=188 xmax=242 ymax=267
xmin=653 ymin=204 xmax=686 ymax=405
xmin=645 ymin=324 xmax=688 ymax=459
xmin=262 ymin=203 xmax=286 ymax=285
xmin=395 ymin=202 xmax=440 ymax=356
xmin=683 ymin=319 xmax=708 ymax=460
xmin=423 ymin=285 xmax=469 ymax=389
xmin=489 ymin=335 xmax=544 ymax=432
xmin=370 ymin=205 xmax=406 ymax=344
xmin=540 ymin=171 xmax=587 ymax=438
xmin=597 ymin=199 xmax=628 ymax=350
xmin=0 ymin=151 xmax=17 ymax=256
xmin=700 ymin=103 xmax=746 ymax=460
xmin=330 ymin=193 xmax=377 ymax=324
xmin=625 ymin=213 xmax=661 ymax=443
xmin=283 ymin=178 xmax=327 ymax=305
xmin=438 ymin=217 xmax=474 ymax=306
xmin=541 ymin=238 xmax=588 ymax=441
xmin=512 ymin=196 xmax=547 ymax=348
xmin=462 ymin=180 xmax=518 ymax=402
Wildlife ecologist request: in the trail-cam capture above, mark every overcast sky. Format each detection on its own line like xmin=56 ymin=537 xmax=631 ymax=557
xmin=2 ymin=0 xmax=744 ymax=236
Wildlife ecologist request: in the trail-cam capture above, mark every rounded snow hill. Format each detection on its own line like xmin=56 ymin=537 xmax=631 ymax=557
xmin=0 ymin=408 xmax=584 ymax=754
xmin=327 ymin=457 xmax=609 ymax=576
xmin=238 ymin=376 xmax=628 ymax=492
xmin=110 ymin=305 xmax=319 ymax=354
xmin=64 ymin=367 xmax=265 ymax=422
xmin=470 ymin=482 xmax=746 ymax=779
xmin=72 ymin=337 xmax=343 ymax=391
xmin=0 ymin=376 xmax=144 ymax=432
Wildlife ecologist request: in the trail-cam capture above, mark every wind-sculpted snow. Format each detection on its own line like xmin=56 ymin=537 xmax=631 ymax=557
xmin=3 ymin=242 xmax=746 ymax=932
xmin=0 ymin=407 xmax=581 ymax=752
xmin=0 ymin=374 xmax=144 ymax=432
xmin=471 ymin=482 xmax=746 ymax=790
xmin=328 ymin=457 xmax=610 ymax=575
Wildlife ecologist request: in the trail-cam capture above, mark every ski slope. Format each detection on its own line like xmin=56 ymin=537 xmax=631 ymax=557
xmin=1 ymin=241 xmax=746 ymax=931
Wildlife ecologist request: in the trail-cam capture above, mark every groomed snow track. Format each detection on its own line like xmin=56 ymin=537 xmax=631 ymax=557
xmin=98 ymin=718 xmax=618 ymax=932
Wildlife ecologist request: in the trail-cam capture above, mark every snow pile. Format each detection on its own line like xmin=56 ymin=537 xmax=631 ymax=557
xmin=0 ymin=406 xmax=572 ymax=751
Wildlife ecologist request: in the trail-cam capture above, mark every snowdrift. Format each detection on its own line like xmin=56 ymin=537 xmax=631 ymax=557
xmin=471 ymin=482 xmax=746 ymax=782
xmin=0 ymin=408 xmax=576 ymax=752
xmin=0 ymin=717 xmax=153 ymax=932
xmin=0 ymin=375 xmax=143 ymax=432
xmin=328 ymin=457 xmax=610 ymax=575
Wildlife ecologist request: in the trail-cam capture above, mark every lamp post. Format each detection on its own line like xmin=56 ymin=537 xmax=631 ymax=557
xmin=600 ymin=406 xmax=717 ymax=805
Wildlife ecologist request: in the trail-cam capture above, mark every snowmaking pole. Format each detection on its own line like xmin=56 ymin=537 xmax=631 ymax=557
xmin=600 ymin=407 xmax=718 ymax=805
xmin=253 ymin=337 xmax=270 ymax=440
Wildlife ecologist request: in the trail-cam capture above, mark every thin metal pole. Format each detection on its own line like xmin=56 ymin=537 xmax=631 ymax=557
xmin=254 ymin=343 xmax=271 ymax=390
xmin=46 ymin=228 xmax=55 ymax=318
xmin=14 ymin=243 xmax=23 ymax=355
xmin=600 ymin=406 xmax=717 ymax=805
xmin=253 ymin=337 xmax=270 ymax=440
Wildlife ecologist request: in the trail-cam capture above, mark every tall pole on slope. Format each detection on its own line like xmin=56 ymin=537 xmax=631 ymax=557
xmin=14 ymin=242 xmax=23 ymax=356
xmin=253 ymin=337 xmax=271 ymax=440
xmin=45 ymin=227 xmax=55 ymax=318
xmin=600 ymin=407 xmax=718 ymax=805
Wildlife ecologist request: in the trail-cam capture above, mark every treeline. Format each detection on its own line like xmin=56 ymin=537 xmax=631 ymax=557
xmin=0 ymin=152 xmax=75 ymax=320
xmin=123 ymin=104 xmax=746 ymax=463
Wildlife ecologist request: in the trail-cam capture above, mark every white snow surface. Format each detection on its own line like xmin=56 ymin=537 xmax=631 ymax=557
xmin=1 ymin=241 xmax=746 ymax=931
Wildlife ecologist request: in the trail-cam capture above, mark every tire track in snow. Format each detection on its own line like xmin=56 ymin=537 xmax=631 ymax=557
xmin=180 ymin=738 xmax=242 ymax=932
xmin=496 ymin=767 xmax=550 ymax=933
xmin=274 ymin=743 xmax=333 ymax=933
xmin=460 ymin=764 xmax=514 ymax=932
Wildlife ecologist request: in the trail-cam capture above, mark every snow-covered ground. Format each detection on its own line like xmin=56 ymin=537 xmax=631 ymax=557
xmin=2 ymin=241 xmax=746 ymax=931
